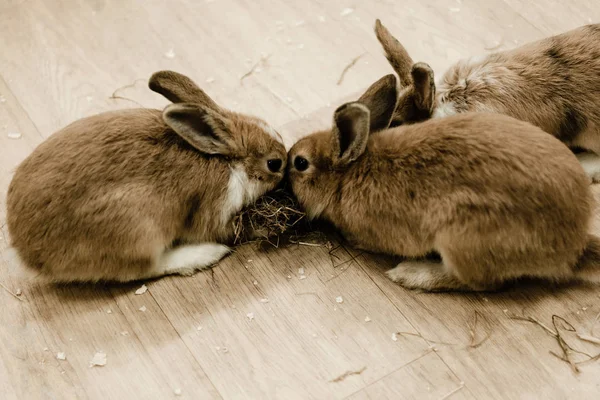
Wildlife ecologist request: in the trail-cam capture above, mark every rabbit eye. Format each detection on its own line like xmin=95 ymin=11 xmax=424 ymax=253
xmin=294 ymin=156 xmax=309 ymax=172
xmin=267 ymin=159 xmax=283 ymax=173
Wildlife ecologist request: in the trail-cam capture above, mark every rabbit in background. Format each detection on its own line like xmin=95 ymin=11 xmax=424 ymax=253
xmin=374 ymin=20 xmax=600 ymax=182
xmin=6 ymin=71 xmax=287 ymax=283
xmin=287 ymin=74 xmax=600 ymax=292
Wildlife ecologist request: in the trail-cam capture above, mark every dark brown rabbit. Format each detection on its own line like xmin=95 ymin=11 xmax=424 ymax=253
xmin=375 ymin=20 xmax=600 ymax=181
xmin=6 ymin=71 xmax=287 ymax=283
xmin=287 ymin=74 xmax=600 ymax=291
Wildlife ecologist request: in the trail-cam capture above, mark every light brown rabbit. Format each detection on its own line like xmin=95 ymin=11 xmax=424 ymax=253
xmin=287 ymin=74 xmax=600 ymax=292
xmin=374 ymin=20 xmax=600 ymax=181
xmin=6 ymin=70 xmax=287 ymax=283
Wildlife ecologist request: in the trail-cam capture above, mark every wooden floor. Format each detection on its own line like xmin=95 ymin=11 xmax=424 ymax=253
xmin=2 ymin=1 xmax=600 ymax=399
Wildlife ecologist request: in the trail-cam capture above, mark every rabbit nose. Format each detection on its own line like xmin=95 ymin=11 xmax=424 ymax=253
xmin=267 ymin=159 xmax=283 ymax=173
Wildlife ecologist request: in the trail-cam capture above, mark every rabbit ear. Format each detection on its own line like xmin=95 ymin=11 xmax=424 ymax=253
xmin=331 ymin=102 xmax=370 ymax=166
xmin=357 ymin=74 xmax=399 ymax=133
xmin=163 ymin=103 xmax=236 ymax=155
xmin=374 ymin=19 xmax=414 ymax=87
xmin=411 ymin=62 xmax=436 ymax=113
xmin=149 ymin=71 xmax=220 ymax=110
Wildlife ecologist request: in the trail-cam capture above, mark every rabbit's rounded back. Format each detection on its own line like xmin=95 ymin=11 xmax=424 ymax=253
xmin=7 ymin=71 xmax=287 ymax=283
xmin=288 ymin=75 xmax=595 ymax=290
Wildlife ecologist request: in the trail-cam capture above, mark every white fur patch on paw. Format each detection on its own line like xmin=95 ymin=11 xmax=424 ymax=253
xmin=576 ymin=152 xmax=600 ymax=183
xmin=386 ymin=262 xmax=439 ymax=289
xmin=159 ymin=243 xmax=231 ymax=276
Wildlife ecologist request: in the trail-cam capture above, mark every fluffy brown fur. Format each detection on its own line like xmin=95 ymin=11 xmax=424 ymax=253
xmin=288 ymin=74 xmax=600 ymax=292
xmin=374 ymin=20 xmax=600 ymax=174
xmin=6 ymin=71 xmax=287 ymax=283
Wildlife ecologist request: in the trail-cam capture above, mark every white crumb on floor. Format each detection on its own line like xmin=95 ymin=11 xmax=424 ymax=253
xmin=120 ymin=331 xmax=129 ymax=336
xmin=364 ymin=316 xmax=372 ymax=322
xmin=15 ymin=288 xmax=22 ymax=296
xmin=298 ymin=268 xmax=305 ymax=275
xmin=164 ymin=49 xmax=176 ymax=59
xmin=197 ymin=325 xmax=203 ymax=331
xmin=135 ymin=284 xmax=148 ymax=295
xmin=247 ymin=259 xmax=253 ymax=262
xmin=86 ymin=95 xmax=93 ymax=102
xmin=205 ymin=77 xmax=215 ymax=83
xmin=90 ymin=352 xmax=107 ymax=367
xmin=56 ymin=352 xmax=66 ymax=360
xmin=174 ymin=388 xmax=182 ymax=396
xmin=7 ymin=132 xmax=22 ymax=139
xmin=286 ymin=275 xmax=292 ymax=280
xmin=43 ymin=347 xmax=49 ymax=352
xmin=340 ymin=8 xmax=354 ymax=16
xmin=299 ymin=275 xmax=307 ymax=280
xmin=138 ymin=306 xmax=147 ymax=312
xmin=0 ymin=95 xmax=6 ymax=102
xmin=312 ymin=333 xmax=317 ymax=338
xmin=392 ymin=332 xmax=398 ymax=342
xmin=253 ymin=280 xmax=258 ymax=285
xmin=246 ymin=312 xmax=255 ymax=321
xmin=285 ymin=96 xmax=293 ymax=103
xmin=335 ymin=296 xmax=343 ymax=304
xmin=106 ymin=309 xmax=112 ymax=314
xmin=260 ymin=298 xmax=270 ymax=303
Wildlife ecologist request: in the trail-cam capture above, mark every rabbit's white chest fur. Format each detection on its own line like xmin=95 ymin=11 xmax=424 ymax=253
xmin=221 ymin=165 xmax=263 ymax=225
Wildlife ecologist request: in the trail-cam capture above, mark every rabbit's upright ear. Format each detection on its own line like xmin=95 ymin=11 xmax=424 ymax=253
xmin=163 ymin=103 xmax=236 ymax=155
xmin=357 ymin=74 xmax=399 ymax=133
xmin=149 ymin=70 xmax=220 ymax=110
xmin=331 ymin=102 xmax=371 ymax=166
xmin=374 ymin=19 xmax=414 ymax=87
xmin=411 ymin=63 xmax=436 ymax=113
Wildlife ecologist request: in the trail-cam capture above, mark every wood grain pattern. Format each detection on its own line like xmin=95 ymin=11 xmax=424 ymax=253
xmin=2 ymin=0 xmax=600 ymax=399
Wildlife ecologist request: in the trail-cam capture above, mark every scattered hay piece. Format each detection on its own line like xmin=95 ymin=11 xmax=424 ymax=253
xmin=260 ymin=298 xmax=270 ymax=303
xmin=329 ymin=366 xmax=367 ymax=383
xmin=120 ymin=331 xmax=129 ymax=336
xmin=135 ymin=284 xmax=148 ymax=295
xmin=56 ymin=352 xmax=66 ymax=361
xmin=7 ymin=132 xmax=22 ymax=139
xmin=335 ymin=296 xmax=344 ymax=304
xmin=364 ymin=316 xmax=372 ymax=323
xmin=138 ymin=305 xmax=147 ymax=312
xmin=240 ymin=54 xmax=272 ymax=83
xmin=43 ymin=347 xmax=49 ymax=352
xmin=90 ymin=352 xmax=107 ymax=367
xmin=0 ymin=281 xmax=24 ymax=301
xmin=299 ymin=275 xmax=307 ymax=280
xmin=467 ymin=311 xmax=491 ymax=349
xmin=337 ymin=53 xmax=365 ymax=86
xmin=577 ymin=334 xmax=600 ymax=345
xmin=246 ymin=312 xmax=255 ymax=321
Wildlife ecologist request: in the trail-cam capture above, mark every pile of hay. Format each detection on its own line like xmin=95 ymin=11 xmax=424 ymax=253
xmin=232 ymin=185 xmax=314 ymax=247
